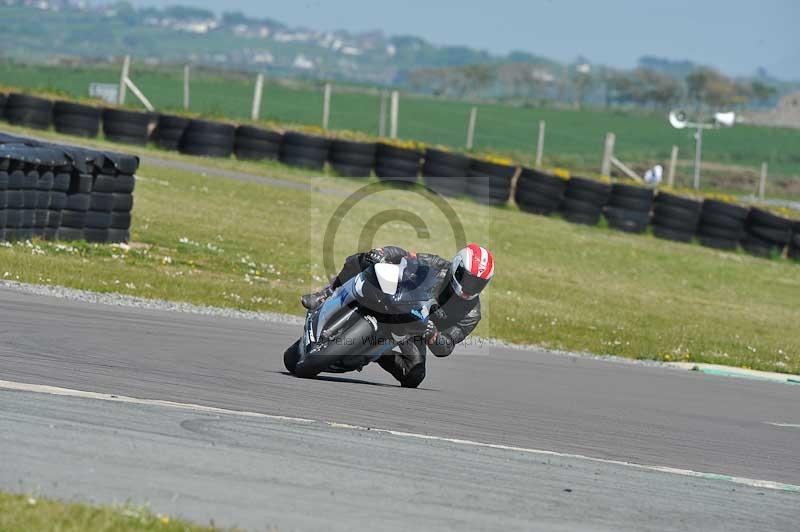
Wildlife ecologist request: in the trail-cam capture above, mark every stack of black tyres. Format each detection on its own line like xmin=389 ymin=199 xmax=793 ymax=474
xmin=33 ymin=170 xmax=53 ymax=239
xmin=697 ymin=200 xmax=748 ymax=251
xmin=110 ymin=173 xmax=135 ymax=243
xmin=280 ymin=132 xmax=330 ymax=170
xmin=180 ymin=120 xmax=236 ymax=158
xmin=514 ymin=168 xmax=566 ymax=215
xmin=603 ymin=183 xmax=653 ymax=234
xmin=48 ymin=172 xmax=70 ymax=240
xmin=374 ymin=143 xmax=421 ymax=184
xmin=422 ymin=149 xmax=469 ymax=197
xmin=153 ymin=115 xmax=190 ymax=150
xmin=741 ymin=208 xmax=792 ymax=258
xmin=0 ymin=93 xmax=6 ymax=117
xmin=651 ymin=193 xmax=702 ymax=243
xmin=329 ymin=140 xmax=376 ymax=177
xmin=4 ymin=94 xmax=52 ymax=130
xmin=102 ymin=109 xmax=150 ymax=145
xmin=0 ymin=168 xmax=6 ymax=241
xmin=59 ymin=172 xmax=92 ymax=241
xmin=85 ymin=174 xmax=116 ymax=243
xmin=559 ymin=177 xmax=612 ymax=226
xmin=466 ymin=159 xmax=515 ymax=205
xmin=53 ymin=102 xmax=101 ymax=138
xmin=234 ymin=126 xmax=282 ymax=161
xmin=789 ymin=223 xmax=800 ymax=260
xmin=5 ymin=169 xmax=27 ymax=241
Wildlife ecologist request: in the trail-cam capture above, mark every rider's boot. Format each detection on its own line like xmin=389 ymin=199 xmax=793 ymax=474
xmin=301 ymin=285 xmax=334 ymax=311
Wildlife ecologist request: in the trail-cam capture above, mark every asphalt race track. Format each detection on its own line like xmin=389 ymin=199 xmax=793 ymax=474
xmin=1 ymin=286 xmax=798 ymax=531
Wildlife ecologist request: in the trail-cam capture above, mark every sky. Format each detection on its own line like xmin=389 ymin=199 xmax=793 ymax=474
xmin=123 ymin=0 xmax=800 ymax=80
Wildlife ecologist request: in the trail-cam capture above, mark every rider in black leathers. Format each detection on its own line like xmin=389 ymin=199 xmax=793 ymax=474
xmin=301 ymin=245 xmax=491 ymax=388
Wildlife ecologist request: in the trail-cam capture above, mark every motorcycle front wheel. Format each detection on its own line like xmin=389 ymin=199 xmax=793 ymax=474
xmin=294 ymin=314 xmax=377 ymax=379
xmin=284 ymin=339 xmax=301 ymax=374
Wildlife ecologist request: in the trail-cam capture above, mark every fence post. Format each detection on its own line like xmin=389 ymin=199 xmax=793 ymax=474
xmin=183 ymin=64 xmax=191 ymax=110
xmin=322 ymin=82 xmax=332 ymax=130
xmin=390 ymin=90 xmax=399 ymax=139
xmin=118 ymin=55 xmax=131 ymax=105
xmin=535 ymin=120 xmax=546 ymax=167
xmin=693 ymin=127 xmax=703 ymax=190
xmin=667 ymin=145 xmax=678 ymax=187
xmin=466 ymin=106 xmax=478 ymax=150
xmin=251 ymin=73 xmax=264 ymax=121
xmin=758 ymin=162 xmax=768 ymax=200
xmin=601 ymin=132 xmax=615 ymax=176
xmin=378 ymin=90 xmax=388 ymax=137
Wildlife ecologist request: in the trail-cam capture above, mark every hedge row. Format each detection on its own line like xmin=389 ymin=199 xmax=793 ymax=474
xmin=1 ymin=92 xmax=798 ymax=260
xmin=0 ymin=132 xmax=138 ymax=243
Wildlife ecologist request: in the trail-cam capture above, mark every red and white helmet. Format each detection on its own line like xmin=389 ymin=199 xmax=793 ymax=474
xmin=450 ymin=244 xmax=495 ymax=300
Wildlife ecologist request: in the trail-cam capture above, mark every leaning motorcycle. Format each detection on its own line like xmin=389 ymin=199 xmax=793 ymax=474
xmin=284 ymin=257 xmax=440 ymax=378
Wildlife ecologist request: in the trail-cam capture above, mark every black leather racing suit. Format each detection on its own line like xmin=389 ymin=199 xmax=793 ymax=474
xmin=330 ymin=246 xmax=482 ymax=387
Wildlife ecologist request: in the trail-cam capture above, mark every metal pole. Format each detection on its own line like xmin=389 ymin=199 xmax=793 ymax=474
xmin=378 ymin=90 xmax=388 ymax=137
xmin=601 ymin=132 xmax=615 ymax=176
xmin=758 ymin=162 xmax=768 ymax=200
xmin=322 ymin=82 xmax=332 ymax=130
xmin=466 ymin=106 xmax=478 ymax=150
xmin=693 ymin=127 xmax=703 ymax=190
xmin=183 ymin=64 xmax=191 ymax=110
xmin=667 ymin=145 xmax=678 ymax=187
xmin=390 ymin=90 xmax=399 ymax=139
xmin=118 ymin=55 xmax=131 ymax=105
xmin=251 ymin=73 xmax=264 ymax=121
xmin=535 ymin=120 xmax=546 ymax=167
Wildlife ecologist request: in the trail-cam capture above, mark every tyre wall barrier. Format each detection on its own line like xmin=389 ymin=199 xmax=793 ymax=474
xmin=741 ymin=207 xmax=792 ymax=258
xmin=4 ymin=93 xmax=53 ymax=130
xmin=329 ymin=139 xmax=376 ymax=178
xmin=179 ymin=119 xmax=236 ymax=158
xmin=789 ymin=222 xmax=800 ymax=260
xmin=234 ymin=125 xmax=282 ymax=161
xmin=280 ymin=131 xmax=330 ymax=170
xmin=53 ymin=101 xmax=101 ymax=139
xmin=604 ymin=183 xmax=653 ymax=234
xmin=697 ymin=199 xmax=748 ymax=251
xmin=102 ymin=108 xmax=151 ymax=145
xmin=374 ymin=143 xmax=421 ymax=184
xmin=466 ymin=159 xmax=515 ymax=206
xmin=422 ymin=148 xmax=470 ymax=197
xmin=559 ymin=177 xmax=612 ymax=226
xmin=651 ymin=192 xmax=703 ymax=243
xmin=0 ymin=133 xmax=138 ymax=243
xmin=514 ymin=168 xmax=566 ymax=215
xmin=153 ymin=114 xmax=190 ymax=151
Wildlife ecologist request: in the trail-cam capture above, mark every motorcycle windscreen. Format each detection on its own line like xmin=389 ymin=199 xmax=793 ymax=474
xmin=393 ymin=258 xmax=441 ymax=303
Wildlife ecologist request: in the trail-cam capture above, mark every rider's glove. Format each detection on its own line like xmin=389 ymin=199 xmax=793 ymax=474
xmin=423 ymin=320 xmax=439 ymax=345
xmin=365 ymin=248 xmax=385 ymax=265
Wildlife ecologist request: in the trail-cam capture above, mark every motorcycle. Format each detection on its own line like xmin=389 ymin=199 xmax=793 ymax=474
xmin=284 ymin=256 xmax=441 ymax=379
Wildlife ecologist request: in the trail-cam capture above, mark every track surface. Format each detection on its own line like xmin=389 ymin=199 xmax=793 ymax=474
xmin=1 ymin=287 xmax=799 ymax=530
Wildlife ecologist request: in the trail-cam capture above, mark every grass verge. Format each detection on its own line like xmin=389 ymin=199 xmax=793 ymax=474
xmin=0 ymin=126 xmax=798 ymax=373
xmin=0 ymin=491 xmax=226 ymax=531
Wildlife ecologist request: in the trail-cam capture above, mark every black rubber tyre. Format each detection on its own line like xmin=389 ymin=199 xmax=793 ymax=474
xmin=604 ymin=206 xmax=651 ymax=233
xmin=377 ymin=143 xmax=422 ymax=162
xmin=702 ymin=200 xmax=748 ymax=221
xmin=331 ymin=163 xmax=372 ymax=178
xmin=698 ymin=223 xmax=743 ymax=241
xmin=652 ymin=210 xmax=699 ymax=232
xmin=234 ymin=129 xmax=281 ymax=161
xmin=90 ymin=193 xmax=114 ymax=212
xmin=283 ymin=132 xmax=331 ymax=150
xmin=655 ymin=192 xmax=703 ymax=213
xmin=294 ymin=315 xmax=376 ymax=379
xmin=53 ymin=101 xmax=101 ymax=138
xmin=748 ymin=224 xmax=791 ymax=245
xmin=698 ymin=236 xmax=738 ymax=251
xmin=84 ymin=228 xmax=109 ymax=243
xmin=56 ymin=227 xmax=84 ymax=241
xmin=52 ymin=173 xmax=71 ymax=192
xmin=65 ymin=193 xmax=90 ymax=211
xmin=4 ymin=210 xmax=22 ymax=228
xmin=23 ymin=191 xmax=38 ymax=208
xmin=740 ymin=234 xmax=781 ymax=258
xmin=606 ymin=194 xmax=652 ymax=211
xmin=113 ymin=175 xmax=136 ymax=194
xmin=518 ymin=168 xmax=567 ymax=192
xmin=424 ymin=149 xmax=470 ymax=170
xmin=60 ymin=210 xmax=86 ymax=228
xmin=515 ymin=193 xmax=562 ymax=215
xmin=422 ymin=174 xmax=466 ymax=197
xmin=700 ymin=211 xmax=746 ymax=230
xmin=85 ymin=211 xmax=112 ymax=229
xmin=112 ymin=193 xmax=133 ymax=212
xmin=49 ymin=192 xmax=67 ymax=210
xmin=747 ymin=208 xmax=792 ymax=231
xmin=422 ymin=161 xmax=469 ymax=178
xmin=375 ymin=163 xmax=419 ymax=182
xmin=281 ymin=134 xmax=329 ymax=169
xmin=34 ymin=210 xmax=48 ymax=228
xmin=111 ymin=211 xmax=132 ymax=229
xmin=466 ymin=180 xmax=513 ymax=201
xmin=102 ymin=109 xmax=150 ymax=145
xmin=107 ymin=228 xmax=130 ymax=243
xmin=560 ymin=196 xmax=603 ymax=215
xmin=329 ymin=150 xmax=376 ymax=167
xmin=566 ymin=177 xmax=612 ymax=196
xmin=284 ymin=339 xmax=301 ymax=374
xmin=90 ymin=174 xmax=115 ymax=194
xmin=653 ymin=225 xmax=695 ymax=243
xmin=36 ymin=191 xmax=50 ymax=209
xmin=47 ymin=210 xmax=62 ymax=228
xmin=280 ymin=156 xmax=326 ymax=171
xmin=6 ymin=191 xmax=23 ymax=209
xmin=610 ymin=183 xmax=654 ymax=200
xmin=564 ymin=186 xmax=610 ymax=205
xmin=516 ymin=180 xmax=565 ymax=203
xmin=4 ymin=94 xmax=53 ymax=129
xmin=562 ymin=209 xmax=602 ymax=226
xmin=468 ymin=159 xmax=516 ymax=182
xmin=153 ymin=114 xmax=190 ymax=150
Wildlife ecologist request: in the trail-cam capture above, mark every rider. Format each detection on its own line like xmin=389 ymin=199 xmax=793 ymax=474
xmin=301 ymin=244 xmax=495 ymax=388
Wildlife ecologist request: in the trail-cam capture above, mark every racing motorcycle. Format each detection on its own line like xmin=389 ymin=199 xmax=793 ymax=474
xmin=284 ymin=256 xmax=441 ymax=378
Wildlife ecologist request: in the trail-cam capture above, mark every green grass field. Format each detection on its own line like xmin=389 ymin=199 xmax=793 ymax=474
xmin=0 ymin=491 xmax=224 ymax=531
xmin=0 ymin=123 xmax=798 ymax=374
xmin=2 ymin=60 xmax=799 ymax=194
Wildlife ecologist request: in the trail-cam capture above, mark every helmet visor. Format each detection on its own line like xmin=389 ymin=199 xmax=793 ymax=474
xmin=454 ymin=263 xmax=489 ymax=298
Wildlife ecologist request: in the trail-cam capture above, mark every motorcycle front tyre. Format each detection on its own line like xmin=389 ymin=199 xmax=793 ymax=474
xmin=293 ymin=315 xmax=377 ymax=379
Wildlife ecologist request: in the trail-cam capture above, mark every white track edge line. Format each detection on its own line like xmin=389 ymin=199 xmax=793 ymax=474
xmin=1 ymin=379 xmax=798 ymax=494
